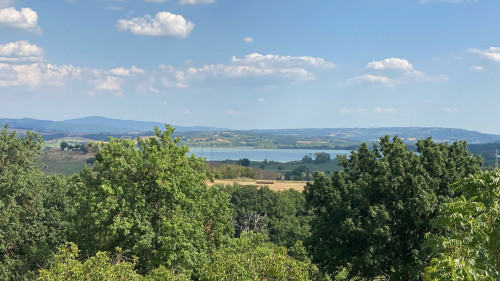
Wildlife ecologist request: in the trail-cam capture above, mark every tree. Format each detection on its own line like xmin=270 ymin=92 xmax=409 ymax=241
xmin=200 ymin=232 xmax=311 ymax=281
xmin=60 ymin=141 xmax=68 ymax=151
xmin=302 ymin=154 xmax=313 ymax=164
xmin=38 ymin=243 xmax=188 ymax=281
xmin=423 ymin=171 xmax=500 ymax=280
xmin=305 ymin=136 xmax=482 ymax=280
xmin=225 ymin=184 xmax=311 ymax=247
xmin=70 ymin=125 xmax=233 ymax=277
xmin=238 ymin=158 xmax=251 ymax=167
xmin=313 ymin=152 xmax=330 ymax=164
xmin=0 ymin=126 xmax=72 ymax=280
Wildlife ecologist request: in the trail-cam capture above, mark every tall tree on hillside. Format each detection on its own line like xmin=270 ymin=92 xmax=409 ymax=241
xmin=305 ymin=136 xmax=482 ymax=280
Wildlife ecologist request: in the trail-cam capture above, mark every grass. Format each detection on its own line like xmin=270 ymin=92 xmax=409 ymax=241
xmin=40 ymin=148 xmax=94 ymax=176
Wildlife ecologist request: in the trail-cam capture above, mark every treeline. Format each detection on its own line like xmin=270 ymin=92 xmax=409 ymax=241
xmin=1 ymin=124 xmax=500 ymax=280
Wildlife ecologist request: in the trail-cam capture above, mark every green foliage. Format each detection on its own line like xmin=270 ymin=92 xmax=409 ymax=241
xmin=204 ymin=163 xmax=257 ymax=179
xmin=38 ymin=243 xmax=188 ymax=281
xmin=224 ymin=184 xmax=311 ymax=248
xmin=70 ymin=125 xmax=234 ymax=276
xmin=200 ymin=232 xmax=311 ymax=281
xmin=305 ymin=136 xmax=482 ymax=280
xmin=238 ymin=158 xmax=251 ymax=167
xmin=313 ymin=152 xmax=331 ymax=164
xmin=423 ymin=171 xmax=500 ymax=280
xmin=0 ymin=126 xmax=72 ymax=280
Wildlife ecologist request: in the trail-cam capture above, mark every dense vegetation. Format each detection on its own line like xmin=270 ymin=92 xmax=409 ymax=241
xmin=1 ymin=124 xmax=499 ymax=280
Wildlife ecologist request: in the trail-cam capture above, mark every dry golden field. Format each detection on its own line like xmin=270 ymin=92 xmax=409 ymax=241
xmin=207 ymin=179 xmax=308 ymax=191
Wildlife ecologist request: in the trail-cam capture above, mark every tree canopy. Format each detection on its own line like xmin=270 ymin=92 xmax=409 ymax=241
xmin=305 ymin=136 xmax=482 ymax=280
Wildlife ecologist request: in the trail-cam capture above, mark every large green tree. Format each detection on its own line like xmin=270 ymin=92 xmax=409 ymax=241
xmin=0 ymin=126 xmax=71 ymax=280
xmin=305 ymin=136 xmax=482 ymax=280
xmin=70 ymin=125 xmax=233 ymax=277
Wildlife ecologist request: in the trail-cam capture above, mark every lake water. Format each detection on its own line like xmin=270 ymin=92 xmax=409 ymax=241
xmin=187 ymin=147 xmax=351 ymax=162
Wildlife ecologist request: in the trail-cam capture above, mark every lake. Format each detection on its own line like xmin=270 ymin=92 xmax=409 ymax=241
xmin=187 ymin=147 xmax=351 ymax=162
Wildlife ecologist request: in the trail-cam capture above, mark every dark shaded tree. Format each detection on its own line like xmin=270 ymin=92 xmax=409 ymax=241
xmin=305 ymin=136 xmax=482 ymax=280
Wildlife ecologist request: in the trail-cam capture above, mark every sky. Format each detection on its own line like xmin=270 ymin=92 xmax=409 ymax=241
xmin=1 ymin=0 xmax=500 ymax=133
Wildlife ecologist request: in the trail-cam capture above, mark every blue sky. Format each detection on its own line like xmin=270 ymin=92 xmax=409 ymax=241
xmin=1 ymin=0 xmax=499 ymax=133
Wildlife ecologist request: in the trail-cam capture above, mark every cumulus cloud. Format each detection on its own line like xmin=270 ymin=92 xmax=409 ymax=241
xmin=179 ymin=0 xmax=215 ymax=5
xmin=243 ymin=37 xmax=253 ymax=43
xmin=469 ymin=47 xmax=500 ymax=63
xmin=0 ymin=63 xmax=80 ymax=87
xmin=0 ymin=41 xmax=44 ymax=63
xmin=346 ymin=58 xmax=447 ymax=87
xmin=345 ymin=74 xmax=394 ymax=87
xmin=95 ymin=76 xmax=125 ymax=91
xmin=374 ymin=107 xmax=396 ymax=114
xmin=0 ymin=7 xmax=41 ymax=33
xmin=367 ymin=58 xmax=413 ymax=70
xmin=109 ymin=66 xmax=145 ymax=76
xmin=117 ymin=11 xmax=194 ymax=38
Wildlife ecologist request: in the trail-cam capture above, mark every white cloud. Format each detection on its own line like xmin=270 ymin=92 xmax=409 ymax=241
xmin=117 ymin=11 xmax=194 ymax=38
xmin=345 ymin=74 xmax=394 ymax=87
xmin=179 ymin=0 xmax=215 ymax=5
xmin=231 ymin=53 xmax=336 ymax=69
xmin=0 ymin=41 xmax=44 ymax=63
xmin=144 ymin=0 xmax=167 ymax=2
xmin=469 ymin=47 xmax=500 ymax=63
xmin=374 ymin=107 xmax=396 ymax=114
xmin=0 ymin=7 xmax=41 ymax=34
xmin=367 ymin=58 xmax=413 ymax=70
xmin=156 ymin=53 xmax=335 ymax=88
xmin=339 ymin=108 xmax=353 ymax=114
xmin=347 ymin=58 xmax=447 ymax=87
xmin=95 ymin=76 xmax=125 ymax=91
xmin=470 ymin=65 xmax=485 ymax=72
xmin=0 ymin=63 xmax=80 ymax=87
xmin=109 ymin=66 xmax=145 ymax=76
xmin=243 ymin=37 xmax=254 ymax=43
xmin=184 ymin=109 xmax=191 ymax=114
xmin=258 ymin=97 xmax=264 ymax=102
xmin=339 ymin=108 xmax=365 ymax=114
xmin=443 ymin=107 xmax=459 ymax=112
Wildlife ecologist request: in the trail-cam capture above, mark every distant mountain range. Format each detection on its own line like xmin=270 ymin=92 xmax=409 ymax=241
xmin=252 ymin=127 xmax=500 ymax=144
xmin=2 ymin=116 xmax=500 ymax=144
xmin=0 ymin=116 xmax=224 ymax=134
